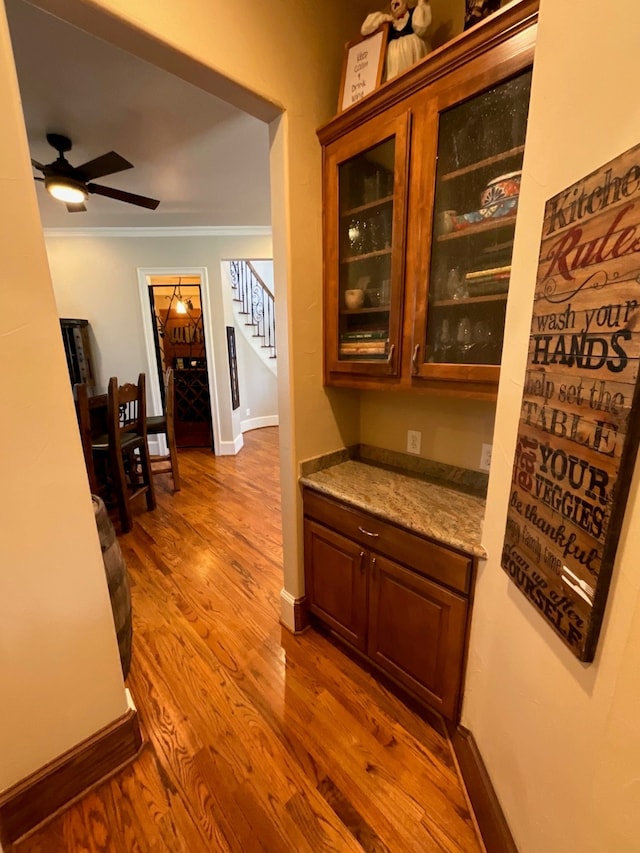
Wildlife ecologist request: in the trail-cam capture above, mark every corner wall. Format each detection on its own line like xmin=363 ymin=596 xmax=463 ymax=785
xmin=0 ymin=4 xmax=127 ymax=792
xmin=465 ymin=2 xmax=640 ymax=850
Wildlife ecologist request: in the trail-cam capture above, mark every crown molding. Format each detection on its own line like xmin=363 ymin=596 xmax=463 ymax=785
xmin=42 ymin=225 xmax=272 ymax=238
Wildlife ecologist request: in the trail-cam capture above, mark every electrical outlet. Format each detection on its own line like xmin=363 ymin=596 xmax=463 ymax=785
xmin=246 ymin=408 xmax=251 ymax=417
xmin=407 ymin=429 xmax=422 ymax=455
xmin=480 ymin=443 xmax=492 ymax=472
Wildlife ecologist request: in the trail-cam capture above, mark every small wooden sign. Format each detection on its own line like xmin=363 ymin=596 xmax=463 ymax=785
xmin=501 ymin=141 xmax=640 ymax=661
xmin=338 ymin=25 xmax=389 ymax=113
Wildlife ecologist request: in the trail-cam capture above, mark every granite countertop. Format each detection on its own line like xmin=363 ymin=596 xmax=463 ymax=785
xmin=300 ymin=459 xmax=487 ymax=559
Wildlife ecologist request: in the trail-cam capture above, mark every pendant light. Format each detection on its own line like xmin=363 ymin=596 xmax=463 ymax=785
xmin=175 ymin=277 xmax=187 ymax=314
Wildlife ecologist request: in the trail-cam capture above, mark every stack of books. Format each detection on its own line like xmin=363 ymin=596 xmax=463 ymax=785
xmin=339 ymin=329 xmax=388 ymax=358
xmin=464 ymin=264 xmax=511 ymax=296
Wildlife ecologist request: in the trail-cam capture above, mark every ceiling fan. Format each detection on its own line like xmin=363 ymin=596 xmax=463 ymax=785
xmin=31 ymin=132 xmax=160 ymax=212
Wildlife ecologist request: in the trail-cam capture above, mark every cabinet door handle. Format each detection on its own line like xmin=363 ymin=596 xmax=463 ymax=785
xmin=358 ymin=525 xmax=379 ymax=538
xmin=412 ymin=343 xmax=420 ymax=373
xmin=371 ymin=556 xmax=377 ymax=577
xmin=359 ymin=550 xmax=365 ymax=572
xmin=387 ymin=343 xmax=395 ymax=365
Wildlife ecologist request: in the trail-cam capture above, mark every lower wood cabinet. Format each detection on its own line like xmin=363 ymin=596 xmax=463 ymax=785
xmin=303 ymin=488 xmax=474 ymax=721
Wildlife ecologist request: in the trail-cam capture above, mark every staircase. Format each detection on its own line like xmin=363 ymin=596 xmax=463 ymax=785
xmin=229 ymin=260 xmax=276 ymax=362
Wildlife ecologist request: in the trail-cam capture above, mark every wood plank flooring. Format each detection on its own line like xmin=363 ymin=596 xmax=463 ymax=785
xmin=15 ymin=427 xmax=483 ymax=852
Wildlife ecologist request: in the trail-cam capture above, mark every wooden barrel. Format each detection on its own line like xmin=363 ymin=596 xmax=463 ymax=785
xmin=92 ymin=496 xmax=132 ymax=678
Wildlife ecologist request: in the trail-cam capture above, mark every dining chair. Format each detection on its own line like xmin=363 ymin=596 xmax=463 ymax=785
xmin=106 ymin=373 xmax=156 ymax=533
xmin=146 ymin=368 xmax=181 ymax=491
xmin=74 ymin=383 xmax=109 ymax=495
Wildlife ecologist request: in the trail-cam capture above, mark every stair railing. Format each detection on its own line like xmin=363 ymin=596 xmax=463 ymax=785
xmin=229 ymin=260 xmax=276 ymax=359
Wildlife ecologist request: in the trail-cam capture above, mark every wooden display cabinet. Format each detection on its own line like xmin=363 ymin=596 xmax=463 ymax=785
xmin=318 ymin=0 xmax=538 ymax=399
xmin=303 ymin=488 xmax=474 ymax=721
xmin=323 ymin=111 xmax=410 ymax=378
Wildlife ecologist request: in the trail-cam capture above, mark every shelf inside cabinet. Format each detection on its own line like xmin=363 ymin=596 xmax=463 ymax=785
xmin=436 ymin=215 xmax=516 ymax=241
xmin=441 ymin=145 xmax=525 ymax=182
xmin=342 ymin=306 xmax=390 ymax=316
xmin=342 ymin=248 xmax=392 ymax=263
xmin=341 ymin=194 xmax=394 ymax=217
xmin=431 ymin=293 xmax=508 ymax=308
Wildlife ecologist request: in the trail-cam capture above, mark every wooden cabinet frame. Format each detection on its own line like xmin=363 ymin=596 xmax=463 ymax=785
xmin=323 ymin=111 xmax=411 ymax=379
xmin=318 ymin=0 xmax=539 ymax=400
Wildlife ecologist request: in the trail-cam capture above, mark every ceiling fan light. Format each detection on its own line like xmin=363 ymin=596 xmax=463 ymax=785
xmin=46 ymin=179 xmax=87 ymax=204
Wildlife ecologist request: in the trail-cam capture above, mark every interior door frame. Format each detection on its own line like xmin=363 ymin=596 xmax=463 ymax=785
xmin=137 ymin=265 xmax=221 ymax=454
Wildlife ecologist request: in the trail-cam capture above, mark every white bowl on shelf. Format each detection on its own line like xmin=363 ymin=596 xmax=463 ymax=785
xmin=344 ymin=289 xmax=365 ymax=310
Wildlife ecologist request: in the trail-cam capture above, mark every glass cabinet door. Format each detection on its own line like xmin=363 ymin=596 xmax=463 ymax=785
xmin=325 ymin=113 xmax=409 ymax=378
xmin=415 ymin=68 xmax=533 ymax=383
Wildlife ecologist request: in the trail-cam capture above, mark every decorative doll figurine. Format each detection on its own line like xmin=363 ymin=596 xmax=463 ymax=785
xmin=361 ymin=0 xmax=432 ymax=81
xmin=464 ymin=0 xmax=501 ymax=30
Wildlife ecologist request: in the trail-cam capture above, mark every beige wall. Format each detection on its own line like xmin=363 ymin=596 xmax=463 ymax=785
xmin=360 ymin=391 xmax=497 ymax=471
xmin=464 ymin=1 xmax=640 ymax=851
xmin=0 ymin=3 xmax=127 ymax=791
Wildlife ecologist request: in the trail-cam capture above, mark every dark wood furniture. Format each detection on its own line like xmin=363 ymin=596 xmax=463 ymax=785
xmin=303 ymin=488 xmax=476 ymax=721
xmin=61 ymin=318 xmax=95 ymax=389
xmin=317 ymin=0 xmax=538 ymax=400
xmin=75 ymin=376 xmax=158 ymax=532
xmin=147 ymin=368 xmax=181 ymax=491
xmin=104 ymin=373 xmax=156 ymax=533
xmin=173 ymin=367 xmax=212 ymax=448
xmin=75 ymin=385 xmax=108 ymax=495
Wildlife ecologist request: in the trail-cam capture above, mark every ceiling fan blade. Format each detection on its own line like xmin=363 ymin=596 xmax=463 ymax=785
xmin=66 ymin=202 xmax=87 ymax=213
xmin=31 ymin=158 xmax=45 ymax=170
xmin=76 ymin=151 xmax=133 ymax=181
xmin=88 ymin=182 xmax=160 ymax=210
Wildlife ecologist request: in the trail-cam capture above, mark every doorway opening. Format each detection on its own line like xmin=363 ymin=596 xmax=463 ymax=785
xmin=147 ymin=274 xmax=214 ymax=450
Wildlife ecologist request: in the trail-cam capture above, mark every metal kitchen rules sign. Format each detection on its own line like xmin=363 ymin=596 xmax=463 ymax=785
xmin=502 ymin=142 xmax=640 ymax=661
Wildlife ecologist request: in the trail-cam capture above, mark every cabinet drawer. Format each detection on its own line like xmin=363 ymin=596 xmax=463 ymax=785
xmin=303 ymin=488 xmax=471 ymax=594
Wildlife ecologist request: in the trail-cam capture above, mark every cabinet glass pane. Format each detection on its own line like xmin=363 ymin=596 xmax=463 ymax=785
xmin=338 ymin=138 xmax=395 ymax=361
xmin=425 ymin=69 xmax=532 ymax=366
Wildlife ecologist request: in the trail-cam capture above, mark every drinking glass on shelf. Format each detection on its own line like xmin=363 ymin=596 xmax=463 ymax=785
xmin=472 ymin=320 xmax=490 ymax=343
xmin=370 ymin=210 xmax=384 ymax=251
xmin=347 ymin=217 xmax=362 ymax=253
xmin=446 ymin=267 xmax=467 ymax=300
xmin=456 ymin=316 xmax=472 ymax=361
xmin=434 ymin=318 xmax=456 ymax=363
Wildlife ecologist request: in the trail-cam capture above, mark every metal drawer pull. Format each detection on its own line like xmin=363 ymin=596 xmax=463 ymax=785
xmin=358 ymin=525 xmax=379 ymax=538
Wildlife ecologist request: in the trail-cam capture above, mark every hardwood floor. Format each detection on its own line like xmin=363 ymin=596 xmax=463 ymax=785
xmin=15 ymin=428 xmax=483 ymax=852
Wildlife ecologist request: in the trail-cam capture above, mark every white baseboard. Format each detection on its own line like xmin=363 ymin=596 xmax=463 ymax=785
xmin=241 ymin=415 xmax=279 ymax=433
xmin=216 ymin=418 xmax=278 ymax=456
xmin=124 ymin=687 xmax=137 ymax=713
xmin=218 ymin=434 xmax=244 ymax=456
xmin=279 ymin=588 xmax=297 ymax=631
